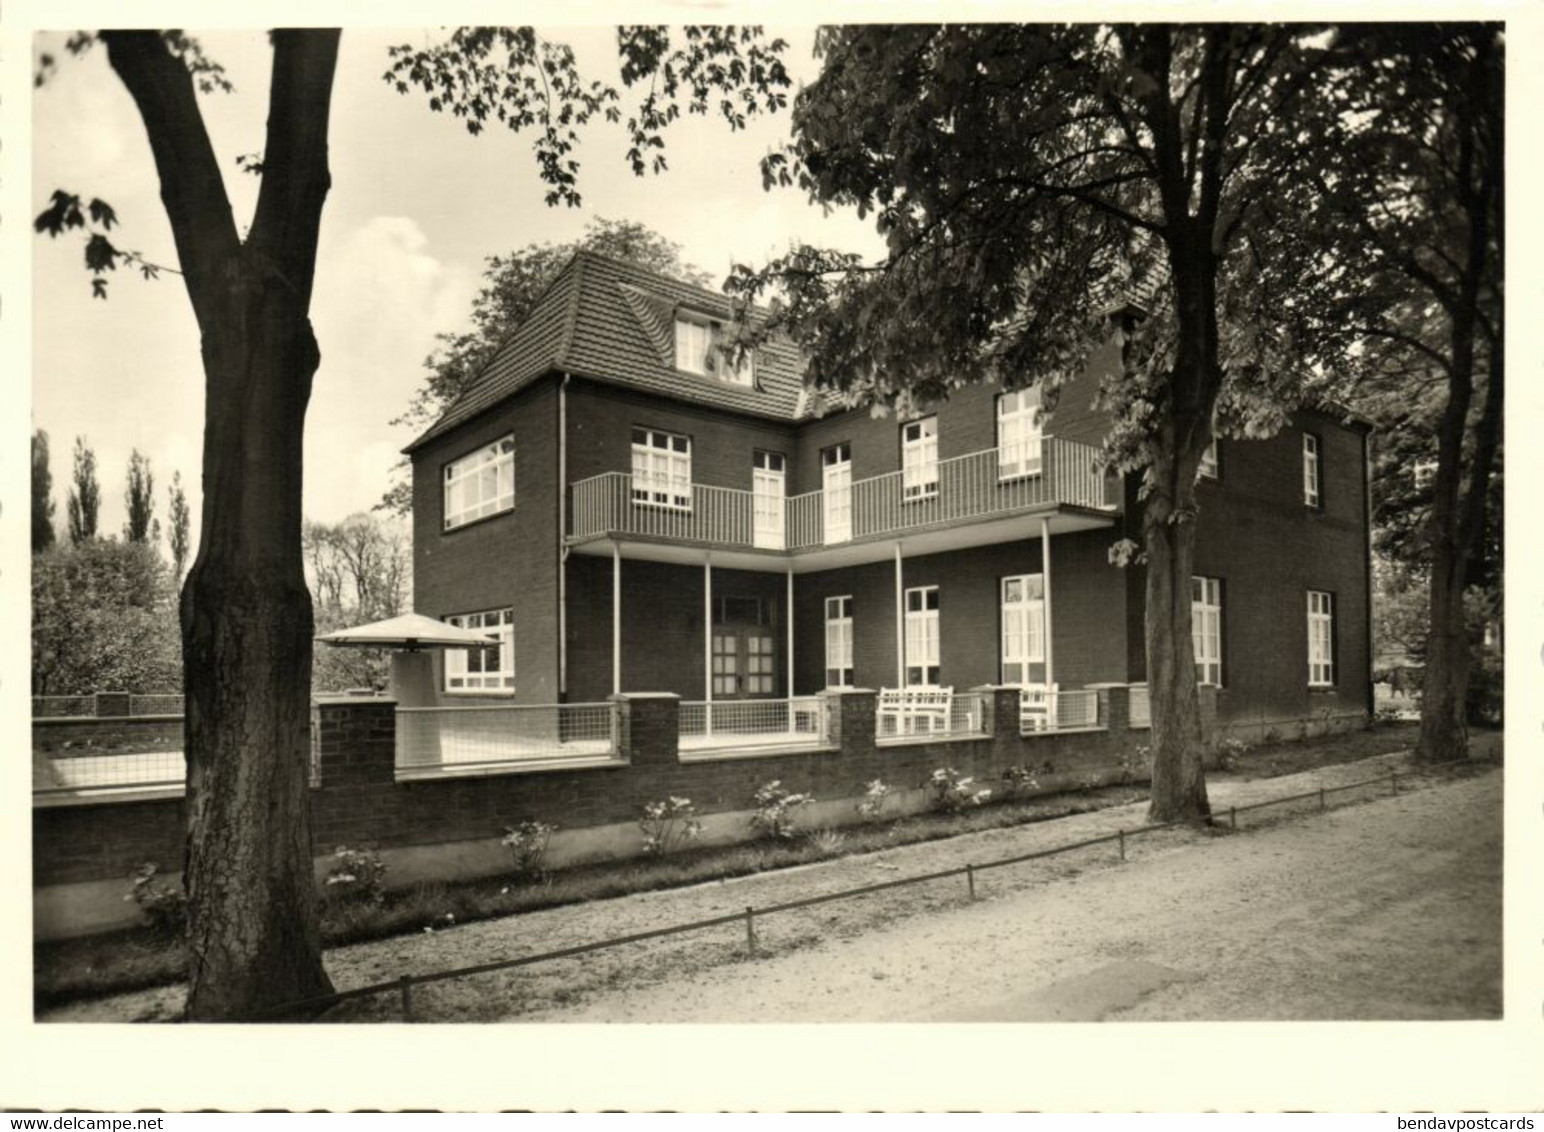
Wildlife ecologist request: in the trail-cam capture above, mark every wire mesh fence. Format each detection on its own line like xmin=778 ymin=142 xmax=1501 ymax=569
xmin=394 ymin=702 xmax=619 ymax=777
xmin=875 ymin=690 xmax=988 ymax=741
xmin=33 ymin=748 xmax=185 ymax=794
xmin=128 ymin=694 xmax=185 ymax=716
xmin=1020 ymin=687 xmax=1102 ymax=734
xmin=31 ymin=695 xmax=97 ymax=718
xmin=678 ymin=697 xmax=829 ymax=751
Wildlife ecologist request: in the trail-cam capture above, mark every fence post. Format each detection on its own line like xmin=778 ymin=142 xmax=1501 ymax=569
xmin=399 ymin=976 xmax=414 ymax=1021
xmin=1319 ymin=786 xmax=1326 ymax=812
xmin=966 ymin=864 xmax=977 ymax=900
xmin=1117 ymin=829 xmax=1125 ymax=861
xmin=1229 ymin=806 xmax=1237 ymax=830
xmin=744 ymin=906 xmax=757 ymax=956
xmin=1391 ymin=770 xmax=1399 ymax=795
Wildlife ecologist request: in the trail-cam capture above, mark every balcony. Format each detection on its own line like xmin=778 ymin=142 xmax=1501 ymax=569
xmin=568 ymin=437 xmax=1117 ymax=570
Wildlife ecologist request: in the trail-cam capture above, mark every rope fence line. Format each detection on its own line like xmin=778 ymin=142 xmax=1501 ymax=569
xmin=253 ymin=755 xmax=1486 ymax=1021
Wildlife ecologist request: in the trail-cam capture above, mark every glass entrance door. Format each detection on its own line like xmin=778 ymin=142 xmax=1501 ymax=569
xmin=711 ymin=627 xmax=777 ymax=698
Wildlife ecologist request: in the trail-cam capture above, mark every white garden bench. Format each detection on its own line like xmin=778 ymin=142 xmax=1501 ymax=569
xmin=1018 ymin=683 xmax=1060 ymax=732
xmin=878 ymin=686 xmax=954 ymax=736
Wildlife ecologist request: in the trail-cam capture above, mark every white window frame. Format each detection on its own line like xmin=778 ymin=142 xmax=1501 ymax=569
xmin=1192 ymin=576 xmax=1223 ymax=687
xmin=999 ymin=574 xmax=1045 ymax=686
xmin=631 ymin=427 xmax=693 ymax=511
xmin=753 ymin=450 xmax=786 ymax=550
xmin=1303 ymin=433 xmax=1322 ymax=507
xmin=822 ymin=443 xmax=852 ymax=544
xmin=1412 ymin=458 xmax=1437 ymax=490
xmin=824 ymin=595 xmax=854 ymax=688
xmin=997 ymin=390 xmax=1044 ymax=479
xmin=904 ymin=585 xmax=941 ymax=687
xmin=1199 ymin=438 xmax=1219 ymax=480
xmin=443 ymin=435 xmax=515 ymax=531
xmin=902 ymin=416 xmax=939 ymax=501
xmin=1307 ymin=590 xmax=1335 ymax=687
xmin=674 ymin=313 xmax=754 ymax=387
xmin=444 ymin=608 xmax=514 ymax=694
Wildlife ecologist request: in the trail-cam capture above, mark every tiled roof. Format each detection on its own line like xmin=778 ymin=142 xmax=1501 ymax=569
xmin=405 ymin=251 xmax=819 ymax=452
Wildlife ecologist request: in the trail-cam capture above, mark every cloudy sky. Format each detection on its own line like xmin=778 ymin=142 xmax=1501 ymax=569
xmin=29 ymin=27 xmax=887 ymax=549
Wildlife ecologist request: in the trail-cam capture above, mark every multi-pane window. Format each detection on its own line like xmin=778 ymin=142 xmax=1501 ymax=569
xmin=822 ymin=443 xmax=852 ymax=543
xmin=904 ymin=585 xmax=941 ymax=686
xmin=1307 ymin=590 xmax=1335 ymax=686
xmin=744 ymin=635 xmax=776 ymax=695
xmin=444 ymin=608 xmax=514 ymax=693
xmin=1192 ymin=576 xmax=1223 ymax=687
xmin=1303 ymin=433 xmax=1322 ymax=507
xmin=443 ymin=436 xmax=515 ymax=530
xmin=1199 ymin=438 xmax=1219 ymax=480
xmin=902 ymin=416 xmax=939 ymax=500
xmin=631 ymin=427 xmax=692 ymax=510
xmin=999 ymin=574 xmax=1045 ymax=685
xmin=753 ymin=450 xmax=786 ymax=550
xmin=824 ymin=596 xmax=854 ymax=687
xmin=998 ymin=389 xmax=1044 ymax=479
xmin=1413 ymin=458 xmax=1437 ymax=490
xmin=674 ymin=315 xmax=753 ymax=386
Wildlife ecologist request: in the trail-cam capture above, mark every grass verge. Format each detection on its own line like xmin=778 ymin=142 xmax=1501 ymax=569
xmin=35 ymin=720 xmax=1428 ymax=1009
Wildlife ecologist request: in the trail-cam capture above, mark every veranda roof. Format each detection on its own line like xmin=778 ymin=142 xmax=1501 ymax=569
xmin=315 ymin=612 xmax=496 ymax=651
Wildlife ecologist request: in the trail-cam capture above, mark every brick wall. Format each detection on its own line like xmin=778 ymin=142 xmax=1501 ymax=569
xmin=34 ymin=688 xmax=1149 ymax=901
xmin=1123 ymin=407 xmax=1373 ymax=725
xmin=410 ymin=377 xmax=561 ymax=705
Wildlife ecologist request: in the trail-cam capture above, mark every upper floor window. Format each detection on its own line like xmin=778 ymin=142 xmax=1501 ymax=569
xmin=904 ymin=585 xmax=941 ymax=686
xmin=631 ymin=427 xmax=692 ymax=510
xmin=824 ymin=596 xmax=854 ymax=688
xmin=998 ymin=389 xmax=1043 ymax=479
xmin=1199 ymin=437 xmax=1219 ymax=480
xmin=1192 ymin=576 xmax=1223 ymax=687
xmin=1303 ymin=433 xmax=1322 ymax=507
xmin=902 ymin=416 xmax=939 ymax=501
xmin=674 ymin=314 xmax=754 ymax=387
xmin=445 ymin=608 xmax=514 ymax=693
xmin=1413 ymin=458 xmax=1437 ymax=491
xmin=444 ymin=435 xmax=515 ymax=531
xmin=1307 ymin=590 xmax=1335 ymax=686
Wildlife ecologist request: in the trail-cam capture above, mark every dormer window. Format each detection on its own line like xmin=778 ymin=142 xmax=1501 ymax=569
xmin=674 ymin=313 xmax=754 ymax=387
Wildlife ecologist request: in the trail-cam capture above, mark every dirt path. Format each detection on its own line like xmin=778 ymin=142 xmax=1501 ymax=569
xmin=520 ymin=769 xmax=1501 ymax=1022
xmin=41 ymin=751 xmax=1500 ymax=1023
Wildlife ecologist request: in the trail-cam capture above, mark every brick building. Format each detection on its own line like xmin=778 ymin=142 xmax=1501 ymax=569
xmin=405 ymin=251 xmax=1373 ymax=730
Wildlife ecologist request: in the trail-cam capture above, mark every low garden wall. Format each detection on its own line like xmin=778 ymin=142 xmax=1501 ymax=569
xmin=33 ymin=684 xmax=1218 ymax=941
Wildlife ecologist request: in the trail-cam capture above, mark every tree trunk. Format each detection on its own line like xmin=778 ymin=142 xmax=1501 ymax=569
xmin=181 ymin=277 xmax=333 ymax=1020
xmin=101 ymin=29 xmax=343 ymax=1019
xmin=1143 ymin=468 xmax=1211 ymax=824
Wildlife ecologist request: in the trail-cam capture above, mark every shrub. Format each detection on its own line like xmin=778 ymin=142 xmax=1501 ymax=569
xmin=749 ymin=780 xmax=816 ymax=840
xmin=1215 ymin=737 xmax=1249 ymax=772
xmin=1373 ymin=705 xmax=1405 ymax=726
xmin=855 ymin=778 xmax=893 ymax=823
xmin=999 ymin=765 xmax=1040 ymax=799
xmin=639 ymin=796 xmax=702 ymax=856
xmin=926 ymin=766 xmax=991 ymax=813
xmin=804 ymin=827 xmax=848 ymax=857
xmin=324 ymin=847 xmax=387 ymax=905
xmin=501 ymin=820 xmax=559 ymax=883
xmin=124 ymin=863 xmax=186 ymax=938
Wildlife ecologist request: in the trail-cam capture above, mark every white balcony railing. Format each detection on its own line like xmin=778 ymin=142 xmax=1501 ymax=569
xmin=569 ymin=437 xmax=1111 ymax=552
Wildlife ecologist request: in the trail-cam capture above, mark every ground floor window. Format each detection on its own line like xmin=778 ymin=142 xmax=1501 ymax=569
xmin=999 ymin=573 xmax=1044 ymax=685
xmin=824 ymin=595 xmax=854 ymax=687
xmin=1308 ymin=590 xmax=1335 ymax=686
xmin=904 ymin=585 xmax=940 ymax=686
xmin=445 ymin=608 xmax=514 ymax=693
xmin=1192 ymin=576 xmax=1223 ymax=686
